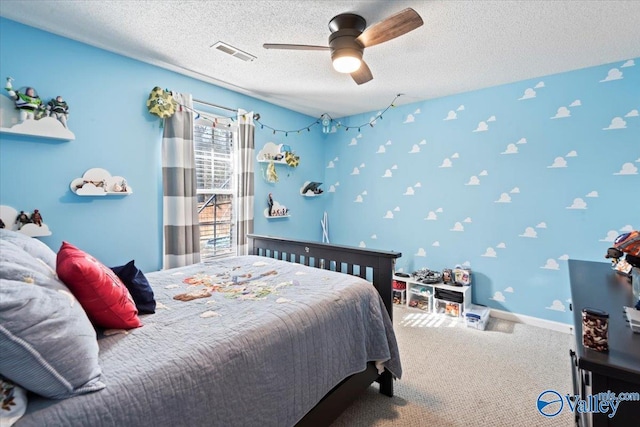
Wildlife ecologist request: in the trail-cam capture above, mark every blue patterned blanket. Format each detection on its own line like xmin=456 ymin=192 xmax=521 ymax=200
xmin=18 ymin=255 xmax=401 ymax=427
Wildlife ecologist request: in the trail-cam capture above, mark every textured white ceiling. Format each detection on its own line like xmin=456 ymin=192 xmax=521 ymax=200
xmin=1 ymin=0 xmax=639 ymax=118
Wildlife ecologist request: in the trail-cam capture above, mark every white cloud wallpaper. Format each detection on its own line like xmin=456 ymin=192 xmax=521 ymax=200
xmin=322 ymin=58 xmax=639 ymax=324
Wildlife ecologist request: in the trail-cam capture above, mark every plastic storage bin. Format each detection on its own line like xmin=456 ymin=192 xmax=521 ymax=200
xmin=408 ymin=285 xmax=431 ymax=311
xmin=434 ymin=298 xmax=462 ymax=317
xmin=465 ymin=305 xmax=490 ymax=330
xmin=392 ymin=289 xmax=406 ymax=305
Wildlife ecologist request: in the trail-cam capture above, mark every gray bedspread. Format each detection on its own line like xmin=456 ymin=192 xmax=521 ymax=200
xmin=18 ymin=255 xmax=401 ymax=427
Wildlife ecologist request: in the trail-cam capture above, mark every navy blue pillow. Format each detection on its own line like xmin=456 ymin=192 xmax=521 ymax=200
xmin=110 ymin=260 xmax=156 ymax=314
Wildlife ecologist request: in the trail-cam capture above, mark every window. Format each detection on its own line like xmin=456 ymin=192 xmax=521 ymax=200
xmin=194 ymin=116 xmax=235 ymax=259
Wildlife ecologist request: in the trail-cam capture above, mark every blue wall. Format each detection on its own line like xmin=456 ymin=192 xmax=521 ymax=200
xmin=0 ymin=18 xmax=325 ymax=274
xmin=1 ymin=18 xmax=638 ymax=324
xmin=324 ymin=58 xmax=639 ymax=323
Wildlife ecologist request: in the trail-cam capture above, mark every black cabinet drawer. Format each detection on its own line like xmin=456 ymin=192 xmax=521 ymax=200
xmin=434 ymin=288 xmax=463 ymax=303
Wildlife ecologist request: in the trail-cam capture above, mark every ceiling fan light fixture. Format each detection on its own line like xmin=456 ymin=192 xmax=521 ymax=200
xmin=333 ymin=54 xmax=361 ymax=73
xmin=263 ymin=8 xmax=423 ymax=84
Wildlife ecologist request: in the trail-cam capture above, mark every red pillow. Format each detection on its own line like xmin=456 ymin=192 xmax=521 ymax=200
xmin=56 ymin=241 xmax=141 ymax=329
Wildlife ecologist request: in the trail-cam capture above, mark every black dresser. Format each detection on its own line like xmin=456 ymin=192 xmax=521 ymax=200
xmin=568 ymin=260 xmax=640 ymax=427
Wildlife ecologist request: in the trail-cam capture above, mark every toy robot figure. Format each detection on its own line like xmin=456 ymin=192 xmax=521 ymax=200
xmin=15 ymin=211 xmax=30 ymax=229
xmin=5 ymin=78 xmax=43 ymax=122
xmin=30 ymin=209 xmax=43 ymax=227
xmin=47 ymin=95 xmax=69 ymax=128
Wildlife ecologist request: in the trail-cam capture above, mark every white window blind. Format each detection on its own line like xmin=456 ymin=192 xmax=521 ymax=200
xmin=194 ymin=116 xmax=235 ymax=258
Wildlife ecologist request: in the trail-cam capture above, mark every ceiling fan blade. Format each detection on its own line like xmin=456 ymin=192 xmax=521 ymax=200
xmin=356 ymin=8 xmax=423 ymax=48
xmin=351 ymin=61 xmax=373 ymax=85
xmin=263 ymin=43 xmax=330 ymax=51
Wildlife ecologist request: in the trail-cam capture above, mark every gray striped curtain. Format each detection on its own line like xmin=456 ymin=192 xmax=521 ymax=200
xmin=162 ymin=92 xmax=201 ymax=269
xmin=236 ymin=110 xmax=255 ymax=255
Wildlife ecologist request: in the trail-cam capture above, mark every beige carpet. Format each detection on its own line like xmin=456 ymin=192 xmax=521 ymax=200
xmin=332 ymin=308 xmax=575 ymax=426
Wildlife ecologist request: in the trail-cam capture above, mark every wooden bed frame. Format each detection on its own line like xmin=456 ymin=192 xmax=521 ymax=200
xmin=247 ymin=234 xmax=402 ymax=426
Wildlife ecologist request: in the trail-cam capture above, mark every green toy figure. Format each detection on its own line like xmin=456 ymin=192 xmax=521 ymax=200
xmin=47 ymin=95 xmax=69 ymax=128
xmin=5 ymin=77 xmax=43 ymax=122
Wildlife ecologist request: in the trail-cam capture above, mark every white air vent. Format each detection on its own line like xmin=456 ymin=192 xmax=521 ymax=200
xmin=211 ymin=41 xmax=256 ymax=62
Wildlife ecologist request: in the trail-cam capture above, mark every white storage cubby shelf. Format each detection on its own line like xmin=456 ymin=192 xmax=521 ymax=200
xmin=393 ymin=274 xmax=472 ymax=318
xmin=70 ymin=168 xmax=132 ymax=196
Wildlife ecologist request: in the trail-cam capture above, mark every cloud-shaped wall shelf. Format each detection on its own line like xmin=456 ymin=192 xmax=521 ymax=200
xmin=70 ymin=168 xmax=133 ymax=196
xmin=300 ymin=181 xmax=324 ymax=197
xmin=257 ymin=141 xmax=287 ymax=163
xmin=264 ymin=200 xmax=290 ymax=218
xmin=0 ymin=95 xmax=75 ymax=140
xmin=0 ymin=205 xmax=52 ymax=237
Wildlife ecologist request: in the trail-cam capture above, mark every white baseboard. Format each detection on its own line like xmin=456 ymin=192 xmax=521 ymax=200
xmin=489 ymin=308 xmax=574 ymax=334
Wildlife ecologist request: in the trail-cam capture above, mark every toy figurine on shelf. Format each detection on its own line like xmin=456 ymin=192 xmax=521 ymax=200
xmin=113 ymin=179 xmax=128 ymax=193
xmin=605 ymin=230 xmax=640 ymax=275
xmin=47 ymin=95 xmax=70 ymax=128
xmin=5 ymin=77 xmax=43 ymax=122
xmin=15 ymin=211 xmax=30 ymax=229
xmin=267 ymin=193 xmax=274 ymax=216
xmin=266 ymin=160 xmax=278 ymax=183
xmin=30 ymin=209 xmax=43 ymax=227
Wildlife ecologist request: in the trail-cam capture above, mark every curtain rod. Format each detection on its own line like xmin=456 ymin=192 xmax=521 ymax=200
xmin=193 ymin=99 xmax=237 ymax=113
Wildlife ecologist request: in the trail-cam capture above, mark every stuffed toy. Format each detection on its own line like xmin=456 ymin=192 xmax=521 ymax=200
xmin=285 ymin=151 xmax=300 ymax=167
xmin=146 ymin=87 xmax=177 ymax=119
xmin=266 ymin=161 xmax=278 ymax=183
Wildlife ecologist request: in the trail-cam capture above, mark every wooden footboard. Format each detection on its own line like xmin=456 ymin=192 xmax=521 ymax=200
xmin=246 ymin=234 xmax=401 ymax=425
xmin=246 ymin=234 xmax=401 ymax=321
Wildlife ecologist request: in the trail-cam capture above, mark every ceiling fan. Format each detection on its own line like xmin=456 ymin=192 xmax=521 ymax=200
xmin=263 ymin=8 xmax=423 ymax=85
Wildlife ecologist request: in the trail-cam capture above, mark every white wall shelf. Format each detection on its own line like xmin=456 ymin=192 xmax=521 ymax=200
xmin=258 ymin=159 xmax=287 ymax=164
xmin=264 ymin=210 xmax=291 ymax=219
xmin=0 ymin=95 xmax=75 ymax=141
xmin=257 ymin=141 xmax=287 ymax=163
xmin=300 ymin=181 xmax=323 ymax=197
xmin=264 ymin=208 xmax=290 ymax=218
xmin=0 ymin=205 xmax=52 ymax=237
xmin=264 ymin=196 xmax=289 ymax=218
xmin=70 ymin=168 xmax=132 ymax=196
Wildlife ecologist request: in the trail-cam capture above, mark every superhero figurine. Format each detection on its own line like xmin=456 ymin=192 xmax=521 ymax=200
xmin=15 ymin=211 xmax=30 ymax=229
xmin=5 ymin=77 xmax=43 ymax=122
xmin=30 ymin=209 xmax=43 ymax=227
xmin=47 ymin=95 xmax=70 ymax=128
